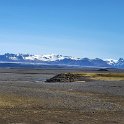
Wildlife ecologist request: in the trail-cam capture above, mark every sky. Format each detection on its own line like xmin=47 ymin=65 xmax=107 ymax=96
xmin=0 ymin=0 xmax=124 ymax=59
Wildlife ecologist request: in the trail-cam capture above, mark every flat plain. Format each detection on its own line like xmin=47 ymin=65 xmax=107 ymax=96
xmin=0 ymin=68 xmax=124 ymax=124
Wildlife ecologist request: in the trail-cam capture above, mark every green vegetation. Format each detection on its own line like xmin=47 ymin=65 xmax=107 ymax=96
xmin=46 ymin=72 xmax=124 ymax=82
xmin=76 ymin=72 xmax=124 ymax=81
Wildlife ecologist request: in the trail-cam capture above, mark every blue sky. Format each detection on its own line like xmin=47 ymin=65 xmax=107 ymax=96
xmin=0 ymin=0 xmax=124 ymax=59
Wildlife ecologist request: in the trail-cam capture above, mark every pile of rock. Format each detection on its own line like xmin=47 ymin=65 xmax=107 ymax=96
xmin=46 ymin=73 xmax=90 ymax=82
xmin=97 ymin=69 xmax=109 ymax=72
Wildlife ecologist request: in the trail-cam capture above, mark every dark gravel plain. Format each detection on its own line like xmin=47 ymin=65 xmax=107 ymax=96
xmin=0 ymin=68 xmax=124 ymax=124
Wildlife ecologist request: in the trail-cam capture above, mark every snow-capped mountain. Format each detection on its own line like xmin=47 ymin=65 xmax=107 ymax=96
xmin=0 ymin=53 xmax=124 ymax=68
xmin=24 ymin=54 xmax=80 ymax=61
xmin=105 ymin=59 xmax=118 ymax=65
xmin=0 ymin=53 xmax=81 ymax=62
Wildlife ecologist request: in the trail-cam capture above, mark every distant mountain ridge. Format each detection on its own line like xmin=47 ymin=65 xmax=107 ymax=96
xmin=0 ymin=53 xmax=124 ymax=68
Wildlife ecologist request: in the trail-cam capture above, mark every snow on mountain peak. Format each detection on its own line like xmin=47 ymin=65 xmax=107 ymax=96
xmin=0 ymin=53 xmax=124 ymax=68
xmin=105 ymin=59 xmax=118 ymax=65
xmin=24 ymin=54 xmax=62 ymax=61
xmin=9 ymin=56 xmax=18 ymax=61
xmin=23 ymin=54 xmax=80 ymax=61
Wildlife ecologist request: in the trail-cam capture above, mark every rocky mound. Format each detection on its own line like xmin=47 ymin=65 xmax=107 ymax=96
xmin=46 ymin=73 xmax=91 ymax=82
xmin=97 ymin=69 xmax=109 ymax=72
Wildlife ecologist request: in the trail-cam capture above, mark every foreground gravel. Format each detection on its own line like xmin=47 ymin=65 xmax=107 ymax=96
xmin=0 ymin=68 xmax=123 ymax=124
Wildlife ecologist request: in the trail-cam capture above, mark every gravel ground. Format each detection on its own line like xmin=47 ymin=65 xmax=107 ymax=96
xmin=0 ymin=68 xmax=124 ymax=124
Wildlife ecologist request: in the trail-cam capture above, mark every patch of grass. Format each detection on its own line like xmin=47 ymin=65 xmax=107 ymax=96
xmin=92 ymin=73 xmax=124 ymax=81
xmin=0 ymin=94 xmax=42 ymax=108
xmin=70 ymin=72 xmax=124 ymax=81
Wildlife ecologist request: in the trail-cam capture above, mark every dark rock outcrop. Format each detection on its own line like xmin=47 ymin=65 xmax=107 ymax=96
xmin=97 ymin=69 xmax=109 ymax=72
xmin=46 ymin=73 xmax=91 ymax=82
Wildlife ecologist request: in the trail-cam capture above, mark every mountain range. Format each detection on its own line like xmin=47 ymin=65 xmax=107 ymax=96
xmin=0 ymin=53 xmax=124 ymax=68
